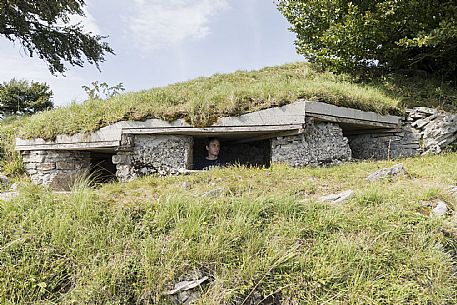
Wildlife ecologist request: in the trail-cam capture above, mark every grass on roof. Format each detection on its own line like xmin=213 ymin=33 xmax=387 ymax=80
xmin=17 ymin=62 xmax=402 ymax=140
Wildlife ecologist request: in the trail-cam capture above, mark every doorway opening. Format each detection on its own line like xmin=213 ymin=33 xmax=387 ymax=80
xmin=192 ymin=137 xmax=271 ymax=169
xmin=89 ymin=152 xmax=117 ymax=183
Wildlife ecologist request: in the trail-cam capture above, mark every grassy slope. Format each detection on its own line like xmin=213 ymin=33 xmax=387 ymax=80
xmin=17 ymin=62 xmax=402 ymax=140
xmin=1 ymin=154 xmax=456 ymax=304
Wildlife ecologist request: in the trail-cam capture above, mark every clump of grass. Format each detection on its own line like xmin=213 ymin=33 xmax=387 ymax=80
xmin=0 ymin=116 xmax=26 ymax=176
xmin=1 ymin=153 xmax=456 ymax=304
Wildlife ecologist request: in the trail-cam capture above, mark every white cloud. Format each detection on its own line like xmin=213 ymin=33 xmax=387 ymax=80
xmin=128 ymin=0 xmax=229 ymax=51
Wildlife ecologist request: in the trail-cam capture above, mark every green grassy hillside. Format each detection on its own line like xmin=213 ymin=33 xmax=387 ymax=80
xmin=1 ymin=154 xmax=456 ymax=304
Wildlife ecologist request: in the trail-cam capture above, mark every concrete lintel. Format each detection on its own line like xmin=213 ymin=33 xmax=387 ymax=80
xmin=344 ymin=128 xmax=404 ymax=136
xmin=16 ymin=140 xmax=119 ymax=151
xmin=15 ymin=118 xmax=190 ymax=151
xmin=121 ymin=124 xmax=304 ymax=136
xmin=305 ymin=102 xmax=401 ymax=127
xmin=214 ymin=101 xmax=305 ymax=126
xmin=308 ymin=113 xmax=399 ymax=129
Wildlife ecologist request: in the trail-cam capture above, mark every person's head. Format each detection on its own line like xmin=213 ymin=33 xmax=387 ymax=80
xmin=205 ymin=137 xmax=220 ymax=160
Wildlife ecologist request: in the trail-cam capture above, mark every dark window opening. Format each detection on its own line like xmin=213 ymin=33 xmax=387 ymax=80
xmin=90 ymin=152 xmax=117 ymax=183
xmin=192 ymin=137 xmax=271 ymax=169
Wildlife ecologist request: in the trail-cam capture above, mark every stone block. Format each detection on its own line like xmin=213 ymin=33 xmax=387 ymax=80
xmin=37 ymin=163 xmax=56 ymax=171
xmin=112 ymin=154 xmax=131 ymax=165
xmin=55 ymin=162 xmax=76 ymax=170
xmin=24 ymin=154 xmax=46 ymax=163
xmin=24 ymin=163 xmax=37 ymax=170
xmin=75 ymin=161 xmax=90 ymax=170
xmin=48 ymin=172 xmax=83 ymax=191
xmin=271 ymin=122 xmax=351 ymax=166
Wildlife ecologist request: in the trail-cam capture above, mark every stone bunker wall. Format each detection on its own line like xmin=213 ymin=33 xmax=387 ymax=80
xmin=348 ymin=122 xmax=421 ymax=160
xmin=348 ymin=107 xmax=457 ymax=159
xmin=272 ymin=122 xmax=352 ymax=166
xmin=113 ymin=134 xmax=193 ymax=182
xmin=21 ymin=150 xmax=90 ymax=191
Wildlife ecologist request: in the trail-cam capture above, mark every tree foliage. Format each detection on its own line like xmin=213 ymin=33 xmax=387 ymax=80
xmin=0 ymin=79 xmax=53 ymax=117
xmin=0 ymin=0 xmax=114 ymax=74
xmin=277 ymin=0 xmax=457 ymax=78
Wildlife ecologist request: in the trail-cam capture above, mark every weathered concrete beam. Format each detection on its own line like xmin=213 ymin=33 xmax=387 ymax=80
xmin=16 ymin=140 xmax=120 ymax=151
xmin=216 ymin=129 xmax=304 ymax=144
xmin=305 ymin=101 xmax=400 ymax=128
xmin=121 ymin=124 xmax=304 ymax=136
xmin=15 ymin=119 xmax=190 ymax=151
xmin=213 ymin=101 xmax=305 ymax=126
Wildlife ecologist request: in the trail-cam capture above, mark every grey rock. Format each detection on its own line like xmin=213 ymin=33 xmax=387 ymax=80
xmin=447 ymin=185 xmax=457 ymax=195
xmin=367 ymin=164 xmax=407 ymax=181
xmin=431 ymin=200 xmax=448 ymax=217
xmin=164 ymin=276 xmax=209 ymax=296
xmin=411 ymin=115 xmax=436 ymax=129
xmin=421 ymin=111 xmax=457 ymax=154
xmin=0 ymin=173 xmax=11 ymax=188
xmin=202 ymin=187 xmax=224 ymax=198
xmin=0 ymin=191 xmax=19 ymax=201
xmin=181 ymin=182 xmax=190 ymax=189
xmin=164 ymin=271 xmax=209 ymax=305
xmin=319 ymin=190 xmax=354 ymax=204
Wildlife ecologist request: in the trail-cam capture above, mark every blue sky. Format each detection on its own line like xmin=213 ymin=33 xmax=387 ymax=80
xmin=0 ymin=0 xmax=303 ymax=106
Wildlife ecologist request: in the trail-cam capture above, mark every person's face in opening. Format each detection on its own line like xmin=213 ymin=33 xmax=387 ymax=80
xmin=206 ymin=139 xmax=220 ymax=160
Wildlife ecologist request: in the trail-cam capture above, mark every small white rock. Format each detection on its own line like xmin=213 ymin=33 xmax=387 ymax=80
xmin=431 ymin=200 xmax=448 ymax=217
xmin=319 ymin=190 xmax=354 ymax=204
xmin=0 ymin=192 xmax=19 ymax=202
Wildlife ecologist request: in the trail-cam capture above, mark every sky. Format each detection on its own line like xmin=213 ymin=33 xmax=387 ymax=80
xmin=0 ymin=0 xmax=303 ymax=106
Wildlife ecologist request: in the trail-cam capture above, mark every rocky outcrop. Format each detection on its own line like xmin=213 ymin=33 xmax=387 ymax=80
xmin=349 ymin=107 xmax=457 ymax=160
xmin=407 ymin=107 xmax=457 ymax=154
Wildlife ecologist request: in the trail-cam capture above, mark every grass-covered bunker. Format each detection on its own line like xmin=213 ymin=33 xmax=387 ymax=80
xmin=15 ymin=62 xmax=457 ymax=190
xmin=16 ymin=100 xmax=423 ymax=190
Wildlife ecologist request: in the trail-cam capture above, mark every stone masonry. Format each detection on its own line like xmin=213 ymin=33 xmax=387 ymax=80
xmin=407 ymin=107 xmax=457 ymax=154
xmin=21 ymin=150 xmax=90 ymax=191
xmin=113 ymin=134 xmax=193 ymax=182
xmin=348 ymin=121 xmax=421 ymax=160
xmin=348 ymin=107 xmax=457 ymax=160
xmin=271 ymin=122 xmax=352 ymax=166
